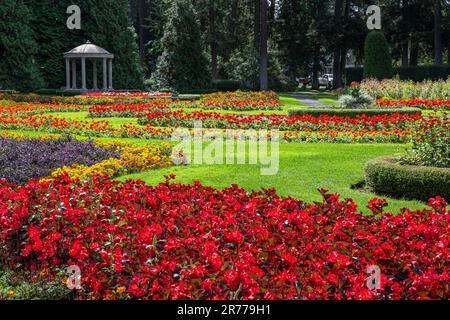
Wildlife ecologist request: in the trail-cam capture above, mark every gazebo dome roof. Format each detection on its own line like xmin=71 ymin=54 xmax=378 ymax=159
xmin=64 ymin=41 xmax=114 ymax=59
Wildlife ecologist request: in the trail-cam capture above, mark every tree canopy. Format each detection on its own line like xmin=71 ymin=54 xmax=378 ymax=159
xmin=2 ymin=0 xmax=450 ymax=91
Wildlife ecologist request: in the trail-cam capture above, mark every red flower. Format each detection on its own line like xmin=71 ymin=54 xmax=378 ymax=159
xmin=69 ymin=240 xmax=89 ymax=261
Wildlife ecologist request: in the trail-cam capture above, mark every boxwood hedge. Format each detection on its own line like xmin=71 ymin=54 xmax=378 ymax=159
xmin=346 ymin=64 xmax=450 ymax=83
xmin=288 ymin=108 xmax=422 ymax=118
xmin=365 ymin=157 xmax=450 ymax=201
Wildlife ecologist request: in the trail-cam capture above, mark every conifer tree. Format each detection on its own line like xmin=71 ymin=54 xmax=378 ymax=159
xmin=0 ymin=0 xmax=43 ymax=91
xmin=25 ymin=0 xmax=143 ymax=89
xmin=152 ymin=0 xmax=210 ymax=91
xmin=364 ymin=31 xmax=393 ymax=80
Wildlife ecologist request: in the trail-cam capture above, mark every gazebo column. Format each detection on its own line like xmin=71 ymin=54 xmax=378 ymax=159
xmin=92 ymin=60 xmax=98 ymax=90
xmin=65 ymin=58 xmax=71 ymax=90
xmin=108 ymin=59 xmax=113 ymax=90
xmin=81 ymin=57 xmax=87 ymax=91
xmin=71 ymin=60 xmax=77 ymax=89
xmin=103 ymin=58 xmax=108 ymax=90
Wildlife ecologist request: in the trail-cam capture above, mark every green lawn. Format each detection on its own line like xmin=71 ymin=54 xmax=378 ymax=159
xmin=7 ymin=95 xmax=432 ymax=214
xmin=318 ymin=98 xmax=340 ymax=106
xmin=117 ymin=142 xmax=425 ymax=214
xmin=281 ymin=90 xmax=340 ymax=107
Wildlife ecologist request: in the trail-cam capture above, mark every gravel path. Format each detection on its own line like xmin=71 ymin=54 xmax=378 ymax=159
xmin=290 ymin=94 xmax=332 ymax=108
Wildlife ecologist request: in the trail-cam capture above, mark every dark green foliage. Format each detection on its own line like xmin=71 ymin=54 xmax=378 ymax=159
xmin=225 ymin=45 xmax=291 ymax=91
xmin=24 ymin=0 xmax=143 ymax=90
xmin=395 ymin=65 xmax=450 ymax=82
xmin=288 ymin=108 xmax=422 ymax=118
xmin=0 ymin=271 xmax=71 ymax=300
xmin=82 ymin=0 xmax=144 ymax=89
xmin=347 ymin=65 xmax=450 ymax=83
xmin=24 ymin=0 xmax=81 ymax=89
xmin=212 ymin=80 xmax=242 ymax=92
xmin=151 ymin=0 xmax=210 ymax=92
xmin=275 ymin=0 xmax=312 ymax=86
xmin=345 ymin=67 xmax=364 ymax=84
xmin=0 ymin=0 xmax=44 ymax=91
xmin=363 ymin=31 xmax=393 ymax=80
xmin=365 ymin=157 xmax=450 ymax=202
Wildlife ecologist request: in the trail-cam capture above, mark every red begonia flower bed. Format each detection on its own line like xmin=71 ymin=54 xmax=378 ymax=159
xmin=0 ymin=175 xmax=448 ymax=300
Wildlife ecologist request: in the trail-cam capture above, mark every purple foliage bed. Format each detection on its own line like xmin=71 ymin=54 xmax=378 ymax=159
xmin=0 ymin=138 xmax=120 ymax=184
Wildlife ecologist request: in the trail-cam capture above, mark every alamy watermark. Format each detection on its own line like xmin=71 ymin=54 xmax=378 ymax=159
xmin=171 ymin=121 xmax=279 ymax=176
xmin=367 ymin=5 xmax=381 ymax=30
xmin=66 ymin=265 xmax=82 ymax=290
xmin=366 ymin=265 xmax=382 ymax=290
xmin=67 ymin=5 xmax=81 ymax=30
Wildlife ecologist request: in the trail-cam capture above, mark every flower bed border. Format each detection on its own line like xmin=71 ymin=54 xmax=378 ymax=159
xmin=365 ymin=156 xmax=450 ymax=201
xmin=288 ymin=108 xmax=422 ymax=118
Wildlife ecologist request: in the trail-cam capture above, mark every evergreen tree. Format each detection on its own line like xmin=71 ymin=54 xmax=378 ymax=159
xmin=364 ymin=31 xmax=393 ymax=80
xmin=152 ymin=0 xmax=210 ymax=91
xmin=25 ymin=0 xmax=143 ymax=89
xmin=25 ymin=0 xmax=83 ymax=89
xmin=0 ymin=0 xmax=43 ymax=91
xmin=82 ymin=0 xmax=144 ymax=89
xmin=276 ymin=0 xmax=312 ymax=86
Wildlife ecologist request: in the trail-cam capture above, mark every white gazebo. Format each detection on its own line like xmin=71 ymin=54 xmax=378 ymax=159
xmin=64 ymin=41 xmax=114 ymax=92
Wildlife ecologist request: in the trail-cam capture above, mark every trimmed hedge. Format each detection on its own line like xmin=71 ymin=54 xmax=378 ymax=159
xmin=346 ymin=68 xmax=364 ymax=84
xmin=365 ymin=157 xmax=450 ymax=202
xmin=212 ymin=80 xmax=242 ymax=92
xmin=363 ymin=31 xmax=393 ymax=80
xmin=347 ymin=64 xmax=450 ymax=83
xmin=288 ymin=108 xmax=422 ymax=118
xmin=34 ymin=89 xmax=80 ymax=96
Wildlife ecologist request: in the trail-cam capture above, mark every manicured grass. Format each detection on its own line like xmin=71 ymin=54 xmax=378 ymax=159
xmin=45 ymin=112 xmax=140 ymax=128
xmin=279 ymin=94 xmax=307 ymax=109
xmin=318 ymin=98 xmax=339 ymax=106
xmin=8 ymin=99 xmax=434 ymax=214
xmin=117 ymin=142 xmax=426 ymax=214
xmin=281 ymin=90 xmax=339 ymax=107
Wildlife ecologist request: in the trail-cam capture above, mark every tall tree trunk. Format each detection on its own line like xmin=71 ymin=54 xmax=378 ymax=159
xmin=208 ymin=1 xmax=218 ymax=79
xmin=340 ymin=45 xmax=347 ymax=87
xmin=448 ymin=42 xmax=450 ymax=65
xmin=138 ymin=0 xmax=151 ymax=65
xmin=434 ymin=0 xmax=442 ymax=65
xmin=401 ymin=0 xmax=409 ymax=67
xmin=269 ymin=0 xmax=276 ymax=21
xmin=312 ymin=43 xmax=320 ymax=90
xmin=254 ymin=0 xmax=261 ymax=49
xmin=332 ymin=0 xmax=344 ymax=89
xmin=410 ymin=38 xmax=418 ymax=66
xmin=259 ymin=0 xmax=268 ymax=90
xmin=401 ymin=42 xmax=409 ymax=67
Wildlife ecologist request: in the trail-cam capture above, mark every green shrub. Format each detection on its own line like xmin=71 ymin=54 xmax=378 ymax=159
xmin=365 ymin=157 xmax=450 ymax=202
xmin=212 ymin=80 xmax=242 ymax=92
xmin=347 ymin=65 xmax=450 ymax=84
xmin=345 ymin=67 xmax=364 ymax=84
xmin=402 ymin=117 xmax=450 ymax=168
xmin=288 ymin=108 xmax=421 ymax=118
xmin=363 ymin=31 xmax=393 ymax=80
xmin=337 ymin=91 xmax=374 ymax=109
xmin=151 ymin=0 xmax=211 ymax=92
xmin=0 ymin=271 xmax=72 ymax=300
xmin=395 ymin=65 xmax=450 ymax=82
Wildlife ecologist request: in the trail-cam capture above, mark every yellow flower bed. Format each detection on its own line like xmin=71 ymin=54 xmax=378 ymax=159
xmin=1 ymin=132 xmax=175 ymax=181
xmin=0 ymin=131 xmax=61 ymax=140
xmin=50 ymin=142 xmax=174 ymax=180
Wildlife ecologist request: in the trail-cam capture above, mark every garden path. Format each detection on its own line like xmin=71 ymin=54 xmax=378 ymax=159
xmin=290 ymin=94 xmax=330 ymax=108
